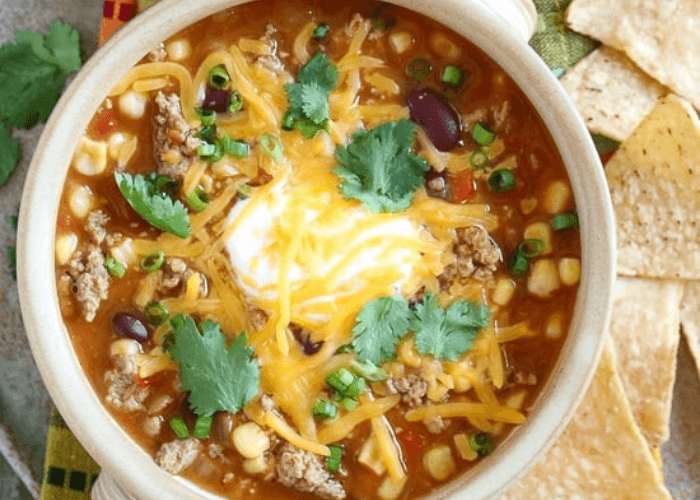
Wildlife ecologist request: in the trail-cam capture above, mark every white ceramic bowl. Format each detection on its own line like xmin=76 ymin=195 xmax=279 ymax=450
xmin=17 ymin=0 xmax=616 ymax=499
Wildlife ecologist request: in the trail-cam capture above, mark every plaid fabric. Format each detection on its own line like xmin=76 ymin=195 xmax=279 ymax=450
xmin=41 ymin=1 xmax=598 ymax=498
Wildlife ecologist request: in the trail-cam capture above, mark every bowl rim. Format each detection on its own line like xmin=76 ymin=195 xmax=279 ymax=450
xmin=17 ymin=0 xmax=616 ymax=498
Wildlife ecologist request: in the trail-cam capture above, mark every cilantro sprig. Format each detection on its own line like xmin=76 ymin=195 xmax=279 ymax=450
xmin=283 ymin=51 xmax=339 ymax=138
xmin=350 ymin=292 xmax=490 ymax=363
xmin=169 ymin=315 xmax=260 ymax=417
xmin=114 ymin=172 xmax=192 ymax=238
xmin=334 ymin=120 xmax=429 ymax=213
xmin=0 ymin=20 xmax=82 ymax=186
xmin=351 ymin=296 xmax=412 ymax=366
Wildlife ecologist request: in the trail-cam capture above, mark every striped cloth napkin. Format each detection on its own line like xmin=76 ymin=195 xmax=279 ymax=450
xmin=38 ymin=0 xmax=596 ymax=498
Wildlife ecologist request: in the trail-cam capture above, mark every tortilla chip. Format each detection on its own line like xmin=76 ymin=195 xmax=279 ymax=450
xmin=679 ymin=281 xmax=700 ymax=378
xmin=500 ymin=339 xmax=671 ymax=500
xmin=560 ymin=46 xmax=666 ymax=142
xmin=566 ymin=0 xmax=700 ymax=111
xmin=608 ymin=277 xmax=681 ymax=446
xmin=605 ymin=94 xmax=700 ymax=279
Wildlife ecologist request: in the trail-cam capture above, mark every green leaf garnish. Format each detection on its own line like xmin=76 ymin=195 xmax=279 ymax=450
xmin=15 ymin=20 xmax=82 ymax=73
xmin=412 ymin=292 xmax=490 ymax=360
xmin=351 ymin=296 xmax=412 ymax=365
xmin=283 ymin=51 xmax=339 ymax=138
xmin=114 ymin=171 xmax=192 ymax=239
xmin=0 ymin=20 xmax=82 ymax=129
xmin=334 ymin=120 xmax=429 ymax=213
xmin=169 ymin=315 xmax=260 ymax=417
xmin=0 ymin=121 xmax=20 ymax=186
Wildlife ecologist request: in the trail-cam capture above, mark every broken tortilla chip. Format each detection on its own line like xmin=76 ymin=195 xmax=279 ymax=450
xmin=560 ymin=46 xmax=666 ymax=142
xmin=605 ymin=94 xmax=700 ymax=279
xmin=679 ymin=281 xmax=700 ymax=378
xmin=608 ymin=277 xmax=681 ymax=446
xmin=499 ymin=339 xmax=671 ymax=500
xmin=566 ymin=0 xmax=700 ymax=111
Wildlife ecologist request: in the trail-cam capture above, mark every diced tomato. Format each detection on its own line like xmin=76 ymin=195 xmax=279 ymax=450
xmin=452 ymin=169 xmax=474 ymax=203
xmin=134 ymin=373 xmax=163 ymax=389
xmin=397 ymin=428 xmax=424 ymax=462
xmin=90 ymin=109 xmax=120 ymax=139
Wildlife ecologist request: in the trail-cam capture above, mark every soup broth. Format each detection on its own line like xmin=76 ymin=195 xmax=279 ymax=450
xmin=55 ymin=1 xmax=581 ymax=499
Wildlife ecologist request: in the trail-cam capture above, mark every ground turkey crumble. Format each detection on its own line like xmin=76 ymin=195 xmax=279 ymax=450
xmin=67 ymin=245 xmax=110 ymax=322
xmin=155 ymin=438 xmax=203 ymax=474
xmin=153 ymin=91 xmax=202 ymax=180
xmin=440 ymin=225 xmax=501 ymax=287
xmin=275 ymin=444 xmax=346 ymax=500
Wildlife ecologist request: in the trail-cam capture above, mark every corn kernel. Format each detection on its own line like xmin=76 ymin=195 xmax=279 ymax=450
xmin=527 ymin=259 xmax=560 ymax=298
xmin=558 ymin=257 xmax=581 ymax=286
xmin=68 ymin=185 xmax=94 ymax=219
xmin=389 ymin=31 xmax=413 ymax=54
xmin=166 ymin=39 xmax=191 ymax=61
xmin=119 ymin=91 xmax=148 ymax=119
xmin=72 ymin=137 xmax=108 ymax=176
xmin=492 ymin=277 xmax=515 ymax=306
xmin=423 ymin=445 xmax=456 ymax=480
xmin=231 ymin=422 xmax=271 ymax=459
xmin=544 ymin=180 xmax=572 ymax=214
xmin=55 ymin=233 xmax=78 ymax=265
xmin=523 ymin=222 xmax=553 ymax=255
xmin=430 ymin=33 xmax=461 ymax=60
xmin=377 ymin=476 xmax=407 ymax=500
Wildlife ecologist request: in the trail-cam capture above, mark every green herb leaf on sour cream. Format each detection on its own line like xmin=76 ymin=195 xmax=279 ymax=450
xmin=169 ymin=315 xmax=260 ymax=417
xmin=114 ymin=172 xmax=192 ymax=239
xmin=334 ymin=120 xmax=429 ymax=213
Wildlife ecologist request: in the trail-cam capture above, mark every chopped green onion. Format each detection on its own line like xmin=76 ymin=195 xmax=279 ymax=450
xmin=326 ymin=445 xmax=343 ymax=472
xmin=551 ymin=212 xmax=579 ymax=231
xmin=441 ymin=64 xmax=463 ymax=86
xmin=281 ymin=110 xmax=296 ymax=130
xmin=185 ymin=186 xmax=211 ymax=213
xmin=407 ymin=58 xmax=432 ymax=80
xmin=144 ymin=301 xmax=168 ymax=326
xmin=326 ymin=368 xmax=355 ymax=394
xmin=152 ymin=174 xmax=179 ymax=197
xmin=196 ymin=124 xmax=217 ymax=143
xmin=228 ymin=91 xmax=243 ymax=113
xmin=334 ymin=344 xmax=354 ymax=355
xmin=260 ymin=134 xmax=284 ymax=162
xmin=488 ymin=169 xmax=515 ymax=193
xmin=471 ymin=122 xmax=496 ymax=147
xmin=518 ymin=238 xmax=545 ymax=259
xmin=193 ymin=415 xmax=213 ymax=438
xmin=196 ymin=108 xmax=217 ymax=126
xmin=207 ymin=65 xmax=230 ymax=90
xmin=313 ymin=399 xmax=338 ymax=421
xmin=313 ymin=23 xmax=330 ymax=40
xmin=169 ymin=417 xmax=189 ymax=440
xmin=468 ymin=432 xmax=495 ymax=457
xmin=161 ymin=332 xmax=175 ymax=352
xmin=104 ymin=256 xmax=126 ymax=278
xmin=140 ymin=251 xmax=165 ymax=272
xmin=343 ymin=377 xmax=366 ymax=398
xmin=197 ymin=143 xmax=217 ymax=157
xmin=508 ymin=250 xmax=529 ymax=278
xmin=223 ymin=136 xmax=249 ymax=158
xmin=350 ymin=359 xmax=388 ymax=382
xmin=238 ymin=183 xmax=251 ymax=200
xmin=469 ymin=149 xmax=489 ymax=170
xmin=339 ymin=397 xmax=358 ymax=411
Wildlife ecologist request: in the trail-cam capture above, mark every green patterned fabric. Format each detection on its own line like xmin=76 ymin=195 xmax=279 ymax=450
xmin=39 ymin=2 xmax=598 ymax=498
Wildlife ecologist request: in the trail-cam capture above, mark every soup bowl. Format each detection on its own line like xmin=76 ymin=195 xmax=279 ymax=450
xmin=17 ymin=0 xmax=615 ymax=499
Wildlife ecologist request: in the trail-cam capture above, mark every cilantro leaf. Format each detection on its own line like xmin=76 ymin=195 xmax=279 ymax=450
xmin=169 ymin=315 xmax=260 ymax=417
xmin=351 ymin=296 xmax=412 ymax=365
xmin=114 ymin=172 xmax=192 ymax=238
xmin=0 ymin=21 xmax=82 ymax=129
xmin=412 ymin=292 xmax=490 ymax=360
xmin=334 ymin=120 xmax=429 ymax=213
xmin=0 ymin=121 xmax=20 ymax=186
xmin=0 ymin=43 xmax=66 ymax=128
xmin=16 ymin=20 xmax=81 ymax=73
xmin=283 ymin=51 xmax=338 ymax=138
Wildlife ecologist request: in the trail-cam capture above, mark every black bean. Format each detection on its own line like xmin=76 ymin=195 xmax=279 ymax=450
xmin=112 ymin=312 xmax=149 ymax=343
xmin=407 ymin=87 xmax=461 ymax=152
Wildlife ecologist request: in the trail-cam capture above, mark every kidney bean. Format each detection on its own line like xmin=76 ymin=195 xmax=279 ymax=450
xmin=112 ymin=312 xmax=149 ymax=343
xmin=407 ymin=87 xmax=461 ymax=151
xmin=201 ymin=87 xmax=230 ymax=113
